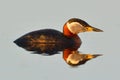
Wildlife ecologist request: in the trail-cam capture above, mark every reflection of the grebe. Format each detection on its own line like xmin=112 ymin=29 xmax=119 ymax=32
xmin=63 ymin=49 xmax=102 ymax=66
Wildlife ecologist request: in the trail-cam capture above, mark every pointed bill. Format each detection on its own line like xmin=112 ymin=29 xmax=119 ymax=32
xmin=85 ymin=26 xmax=103 ymax=32
xmin=86 ymin=54 xmax=103 ymax=59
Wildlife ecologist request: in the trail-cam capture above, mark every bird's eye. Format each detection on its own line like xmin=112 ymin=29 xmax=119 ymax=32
xmin=85 ymin=27 xmax=93 ymax=31
xmin=85 ymin=27 xmax=89 ymax=30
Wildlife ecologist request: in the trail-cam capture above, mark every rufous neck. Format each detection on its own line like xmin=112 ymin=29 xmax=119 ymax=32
xmin=63 ymin=49 xmax=72 ymax=61
xmin=63 ymin=23 xmax=77 ymax=37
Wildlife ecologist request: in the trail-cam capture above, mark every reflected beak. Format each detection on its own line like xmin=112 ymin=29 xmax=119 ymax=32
xmin=85 ymin=26 xmax=103 ymax=32
xmin=86 ymin=54 xmax=103 ymax=60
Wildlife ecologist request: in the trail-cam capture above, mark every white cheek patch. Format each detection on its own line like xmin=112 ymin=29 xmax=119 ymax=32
xmin=66 ymin=54 xmax=80 ymax=64
xmin=67 ymin=22 xmax=84 ymax=34
xmin=66 ymin=51 xmax=83 ymax=64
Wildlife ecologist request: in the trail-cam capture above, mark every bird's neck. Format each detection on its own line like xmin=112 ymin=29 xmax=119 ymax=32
xmin=63 ymin=23 xmax=77 ymax=37
xmin=63 ymin=23 xmax=82 ymax=49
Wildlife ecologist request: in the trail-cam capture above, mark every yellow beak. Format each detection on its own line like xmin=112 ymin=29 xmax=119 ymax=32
xmin=86 ymin=54 xmax=103 ymax=60
xmin=85 ymin=26 xmax=103 ymax=32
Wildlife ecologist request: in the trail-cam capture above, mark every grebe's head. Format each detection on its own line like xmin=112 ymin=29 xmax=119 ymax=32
xmin=65 ymin=18 xmax=103 ymax=34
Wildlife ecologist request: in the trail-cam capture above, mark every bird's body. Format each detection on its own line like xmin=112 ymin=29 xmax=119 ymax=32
xmin=14 ymin=29 xmax=81 ymax=55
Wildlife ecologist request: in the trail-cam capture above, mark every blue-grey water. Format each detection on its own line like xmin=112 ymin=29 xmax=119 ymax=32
xmin=0 ymin=0 xmax=120 ymax=80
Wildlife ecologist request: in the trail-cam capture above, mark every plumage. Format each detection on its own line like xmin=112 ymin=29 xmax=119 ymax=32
xmin=14 ymin=29 xmax=81 ymax=55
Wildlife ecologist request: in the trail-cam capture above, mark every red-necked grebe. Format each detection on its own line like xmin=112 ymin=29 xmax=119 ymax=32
xmin=14 ymin=18 xmax=103 ymax=66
